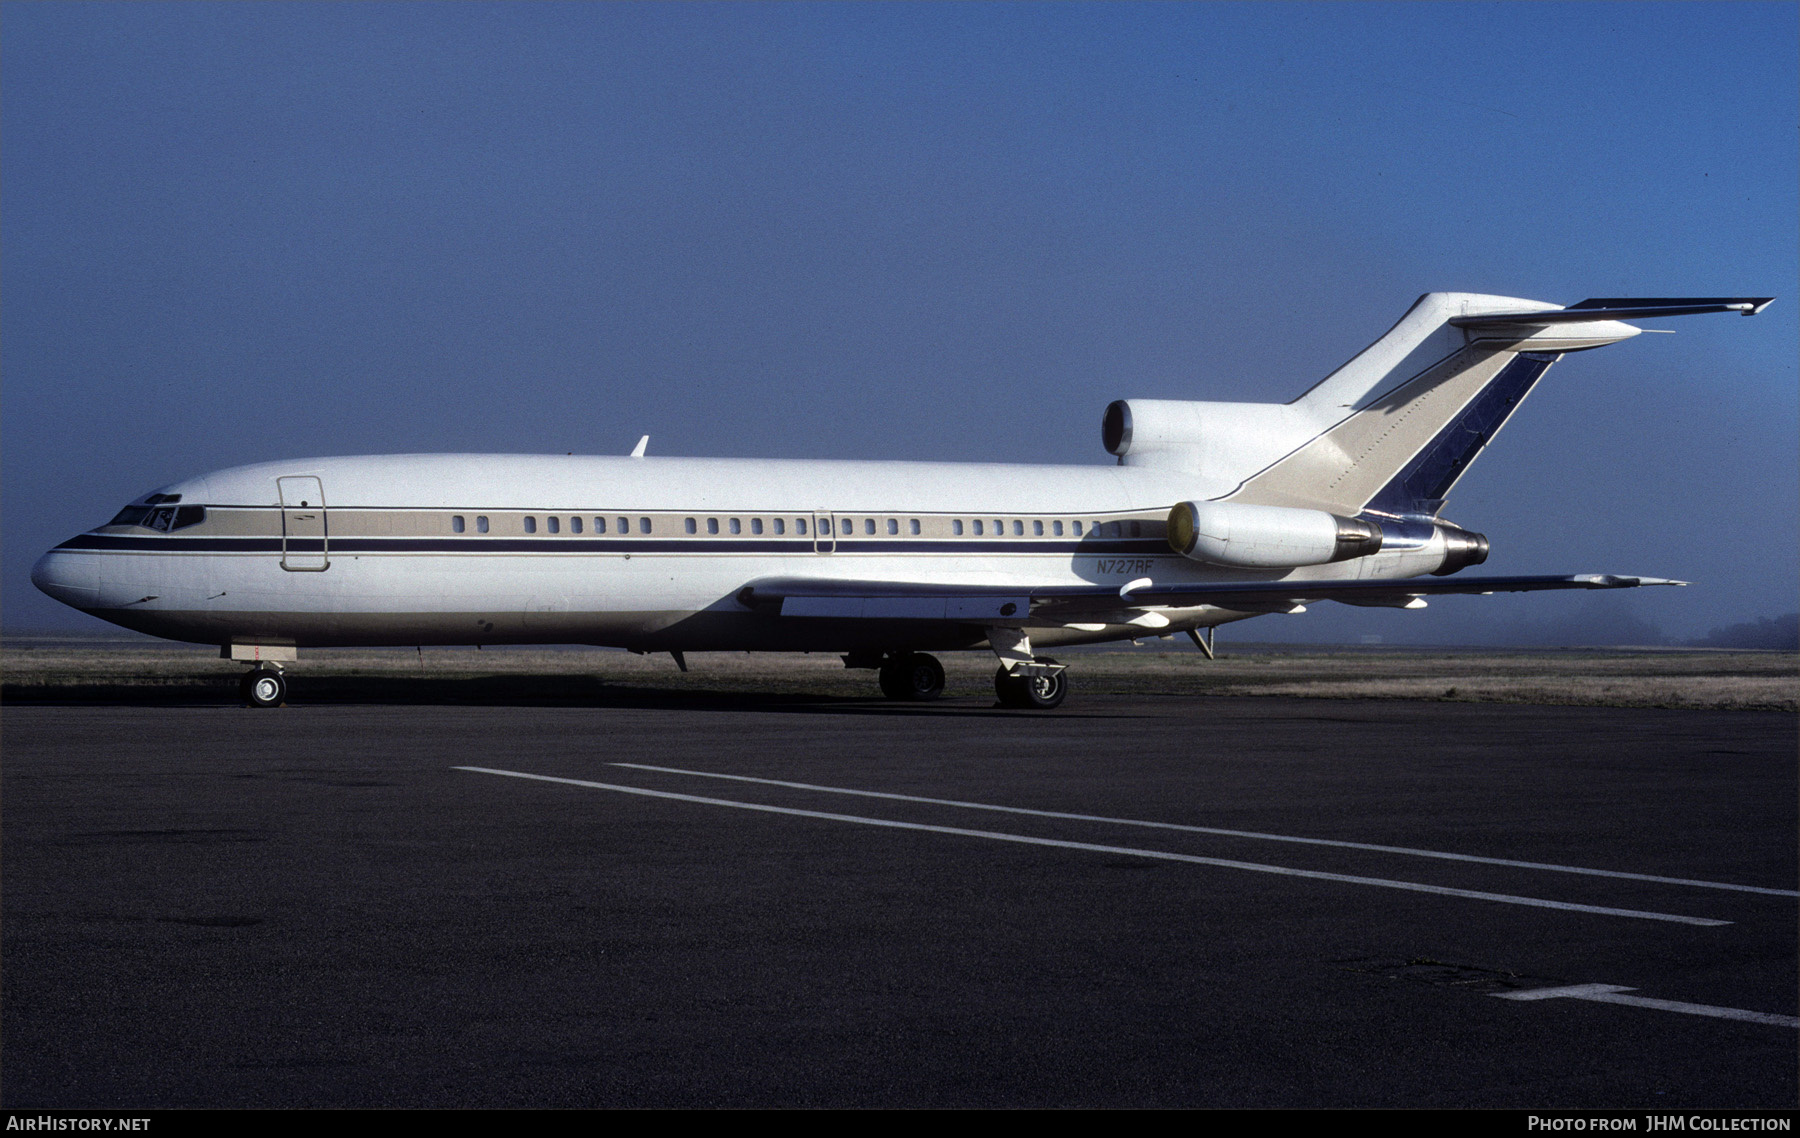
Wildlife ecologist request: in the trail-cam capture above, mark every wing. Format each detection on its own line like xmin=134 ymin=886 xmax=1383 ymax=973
xmin=737 ymin=573 xmax=1686 ymax=621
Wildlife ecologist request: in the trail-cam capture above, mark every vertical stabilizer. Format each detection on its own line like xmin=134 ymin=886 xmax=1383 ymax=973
xmin=1227 ymin=292 xmax=1631 ymax=516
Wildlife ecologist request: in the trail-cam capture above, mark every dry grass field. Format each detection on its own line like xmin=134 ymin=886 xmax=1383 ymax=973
xmin=3 ymin=636 xmax=1793 ymax=711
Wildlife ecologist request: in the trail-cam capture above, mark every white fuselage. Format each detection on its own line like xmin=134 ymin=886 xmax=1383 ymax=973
xmin=32 ymin=452 xmax=1456 ymax=654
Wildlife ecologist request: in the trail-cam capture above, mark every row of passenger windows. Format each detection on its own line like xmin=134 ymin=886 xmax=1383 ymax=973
xmin=948 ymin=519 xmax=1140 ymax=538
xmin=451 ymin=516 xmax=653 ymax=534
xmin=686 ymin=516 xmax=824 ymax=535
xmin=447 ymin=514 xmax=1146 ymax=538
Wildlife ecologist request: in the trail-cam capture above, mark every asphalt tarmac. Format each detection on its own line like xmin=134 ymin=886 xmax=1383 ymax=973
xmin=3 ymin=693 xmax=1794 ymax=1108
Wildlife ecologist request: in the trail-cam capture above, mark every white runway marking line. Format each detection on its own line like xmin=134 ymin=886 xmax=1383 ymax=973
xmin=454 ymin=766 xmax=1730 ymax=927
xmin=609 ymin=763 xmax=1798 ymax=899
xmin=1494 ymin=984 xmax=1800 ymax=1029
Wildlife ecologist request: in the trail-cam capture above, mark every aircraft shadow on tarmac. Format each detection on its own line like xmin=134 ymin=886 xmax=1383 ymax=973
xmin=0 ymin=674 xmax=1134 ymax=718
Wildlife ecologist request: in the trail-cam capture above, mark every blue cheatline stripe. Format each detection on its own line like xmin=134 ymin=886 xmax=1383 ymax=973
xmin=54 ymin=534 xmax=1175 ymax=557
xmin=1363 ymin=351 xmax=1557 ymax=518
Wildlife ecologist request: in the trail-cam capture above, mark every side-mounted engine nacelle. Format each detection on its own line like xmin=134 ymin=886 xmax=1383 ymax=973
xmin=1164 ymin=501 xmax=1491 ymax=575
xmin=1166 ymin=501 xmax=1383 ymax=569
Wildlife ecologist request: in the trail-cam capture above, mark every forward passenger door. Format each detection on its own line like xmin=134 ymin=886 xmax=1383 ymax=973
xmin=277 ymin=476 xmax=329 ymax=571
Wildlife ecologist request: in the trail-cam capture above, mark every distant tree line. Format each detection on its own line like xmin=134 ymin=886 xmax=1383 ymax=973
xmin=1685 ymin=613 xmax=1800 ymax=650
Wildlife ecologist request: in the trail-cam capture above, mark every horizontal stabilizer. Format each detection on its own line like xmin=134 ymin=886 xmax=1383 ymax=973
xmin=1452 ymin=298 xmax=1773 ymax=326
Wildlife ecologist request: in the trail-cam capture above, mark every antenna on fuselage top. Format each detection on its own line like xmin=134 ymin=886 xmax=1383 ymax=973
xmin=629 ymin=435 xmax=649 ymax=458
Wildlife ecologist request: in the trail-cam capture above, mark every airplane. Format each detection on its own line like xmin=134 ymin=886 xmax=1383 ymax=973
xmin=32 ymin=292 xmax=1773 ymax=710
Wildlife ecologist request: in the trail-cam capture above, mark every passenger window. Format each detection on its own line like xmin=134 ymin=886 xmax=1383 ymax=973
xmin=1108 ymin=521 xmax=1122 ymax=538
xmin=772 ymin=518 xmax=784 ymax=535
xmin=617 ymin=517 xmax=629 ymax=533
xmin=864 ymin=518 xmax=875 ymax=535
xmin=452 ymin=516 xmax=465 ymax=533
xmin=1032 ymin=520 xmax=1043 ymax=536
xmin=639 ymin=517 xmax=652 ymax=534
xmin=1070 ymin=521 xmax=1081 ymax=536
xmin=570 ymin=516 xmax=582 ymax=533
xmin=1130 ymin=520 xmax=1141 ymax=537
xmin=841 ymin=518 xmax=853 ymax=536
xmin=524 ymin=516 xmax=537 ymax=534
xmin=909 ymin=519 xmax=920 ymax=535
xmin=707 ymin=518 xmax=719 ymax=535
xmin=477 ymin=516 xmax=490 ymax=533
xmin=797 ymin=518 xmax=808 ymax=535
xmin=1052 ymin=520 xmax=1063 ymax=536
xmin=729 ymin=518 xmax=741 ymax=534
xmin=595 ymin=517 xmax=606 ymax=534
xmin=972 ymin=520 xmax=983 ymax=536
xmin=548 ymin=517 xmax=560 ymax=534
xmin=954 ymin=520 xmax=964 ymax=536
xmin=685 ymin=518 xmax=697 ymax=534
xmin=1014 ymin=520 xmax=1024 ymax=536
xmin=993 ymin=519 xmax=1003 ymax=535
xmin=886 ymin=518 xmax=898 ymax=535
xmin=750 ymin=518 xmax=762 ymax=535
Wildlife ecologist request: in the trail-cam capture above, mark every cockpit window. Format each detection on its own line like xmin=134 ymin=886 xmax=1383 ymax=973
xmin=113 ymin=504 xmax=205 ymax=531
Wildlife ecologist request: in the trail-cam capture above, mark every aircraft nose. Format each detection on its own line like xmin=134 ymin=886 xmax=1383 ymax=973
xmin=32 ymin=547 xmax=101 ymax=610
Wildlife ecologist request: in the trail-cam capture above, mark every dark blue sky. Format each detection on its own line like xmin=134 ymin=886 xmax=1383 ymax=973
xmin=5 ymin=2 xmax=1795 ymax=642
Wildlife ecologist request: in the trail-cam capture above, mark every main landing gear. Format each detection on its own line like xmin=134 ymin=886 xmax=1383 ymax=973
xmin=239 ymin=666 xmax=288 ymax=708
xmin=877 ymin=652 xmax=945 ymax=701
xmin=856 ymin=646 xmax=1068 ymax=709
xmin=994 ymin=658 xmax=1068 ymax=710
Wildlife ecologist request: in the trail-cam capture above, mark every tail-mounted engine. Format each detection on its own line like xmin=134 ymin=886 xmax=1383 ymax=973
xmin=1166 ymin=501 xmax=1382 ymax=569
xmin=1165 ymin=500 xmax=1489 ymax=575
xmin=1431 ymin=523 xmax=1489 ymax=576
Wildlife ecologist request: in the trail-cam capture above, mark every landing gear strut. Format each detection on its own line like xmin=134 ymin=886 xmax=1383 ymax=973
xmin=994 ymin=658 xmax=1068 ymax=709
xmin=240 ymin=666 xmax=288 ymax=708
xmin=877 ymin=652 xmax=945 ymax=701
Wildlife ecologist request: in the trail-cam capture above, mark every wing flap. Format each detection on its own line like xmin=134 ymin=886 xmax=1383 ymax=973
xmin=741 ymin=574 xmax=1685 ymax=621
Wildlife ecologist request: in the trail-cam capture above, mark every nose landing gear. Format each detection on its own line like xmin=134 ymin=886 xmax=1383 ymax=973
xmin=240 ymin=666 xmax=288 ymax=708
xmin=223 ymin=645 xmax=296 ymax=708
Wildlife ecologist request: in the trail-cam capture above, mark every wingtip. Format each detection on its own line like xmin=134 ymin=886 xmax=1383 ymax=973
xmin=1573 ymin=574 xmax=1688 ymax=588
